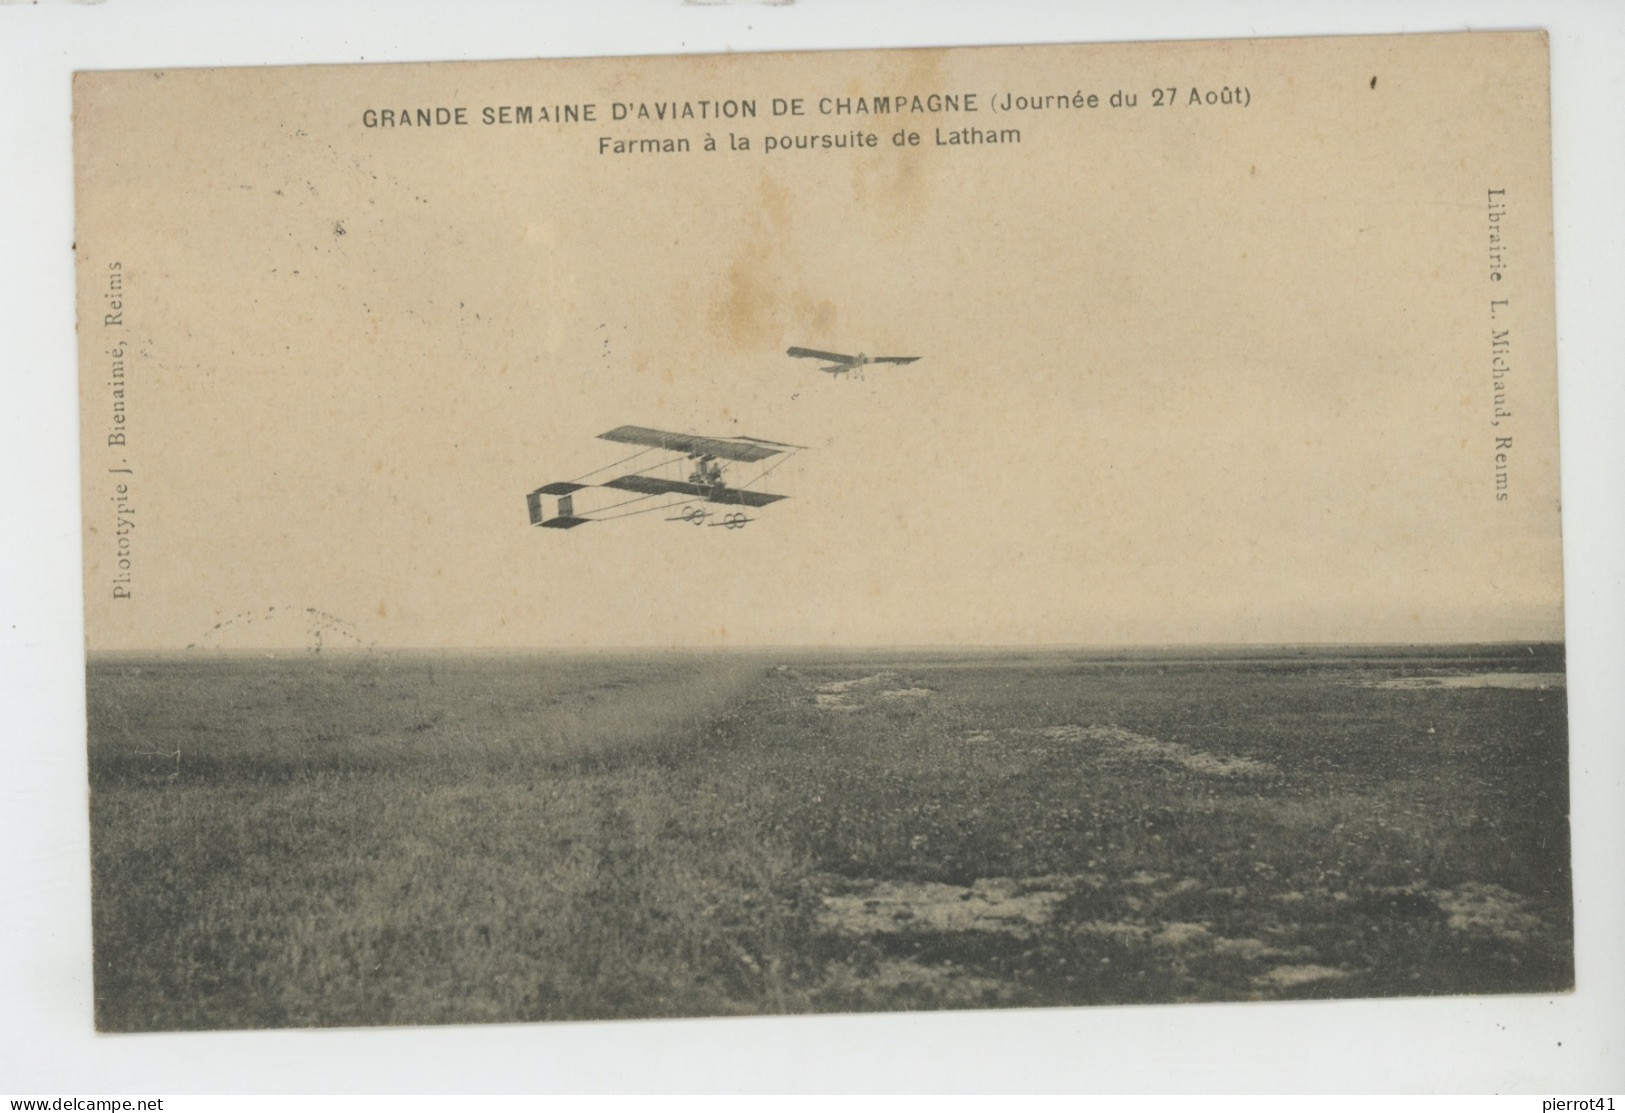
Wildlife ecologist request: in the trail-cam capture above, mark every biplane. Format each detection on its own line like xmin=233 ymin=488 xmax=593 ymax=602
xmin=527 ymin=425 xmax=803 ymax=531
xmin=787 ymin=346 xmax=921 ymax=379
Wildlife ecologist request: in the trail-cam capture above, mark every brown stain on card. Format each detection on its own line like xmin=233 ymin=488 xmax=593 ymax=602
xmin=792 ymin=292 xmax=837 ymax=335
xmin=715 ymin=54 xmax=949 ymax=349
xmin=716 ymin=234 xmax=778 ymax=351
xmin=868 ymin=51 xmax=946 ymax=228
xmin=712 ymin=176 xmax=796 ymax=350
xmin=757 ymin=175 xmax=792 ymax=232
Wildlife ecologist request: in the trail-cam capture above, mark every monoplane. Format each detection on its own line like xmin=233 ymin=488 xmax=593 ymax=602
xmin=786 ymin=346 xmax=921 ymax=379
xmin=527 ymin=425 xmax=803 ymax=531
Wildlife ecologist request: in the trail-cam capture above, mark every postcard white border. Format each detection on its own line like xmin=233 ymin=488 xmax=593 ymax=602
xmin=3 ymin=0 xmax=1622 ymax=1095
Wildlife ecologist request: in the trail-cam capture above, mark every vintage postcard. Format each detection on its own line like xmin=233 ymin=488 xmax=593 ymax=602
xmin=74 ymin=32 xmax=1567 ymax=1032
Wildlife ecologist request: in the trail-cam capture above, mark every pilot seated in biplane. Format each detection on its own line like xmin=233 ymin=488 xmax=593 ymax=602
xmin=687 ymin=455 xmax=725 ymax=491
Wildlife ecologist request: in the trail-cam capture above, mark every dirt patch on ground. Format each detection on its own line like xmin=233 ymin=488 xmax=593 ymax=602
xmin=1371 ymin=672 xmax=1564 ymax=690
xmin=815 ymin=675 xmax=895 ymax=695
xmin=1151 ymin=921 xmax=1211 ymax=948
xmin=1430 ymin=882 xmax=1548 ymax=941
xmin=809 ymin=867 xmax=1552 ymax=1004
xmin=1039 ymin=725 xmax=1275 ymax=777
xmin=811 ymin=673 xmax=934 ymax=710
xmin=1254 ymin=964 xmax=1349 ymax=989
xmin=1212 ymin=937 xmax=1301 ymax=962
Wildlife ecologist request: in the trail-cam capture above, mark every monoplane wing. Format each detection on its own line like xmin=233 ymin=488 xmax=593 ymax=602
xmin=787 ymin=346 xmax=920 ymax=366
xmin=602 ymin=474 xmax=788 ymax=508
xmin=597 ymin=425 xmax=787 ymax=463
xmin=786 ymin=346 xmax=857 ymax=364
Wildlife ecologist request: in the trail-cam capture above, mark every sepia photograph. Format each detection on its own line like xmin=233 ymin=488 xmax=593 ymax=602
xmin=72 ymin=31 xmax=1574 ymax=1034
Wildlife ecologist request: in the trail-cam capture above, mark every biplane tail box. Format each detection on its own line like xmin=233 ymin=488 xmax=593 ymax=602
xmin=528 ymin=488 xmax=590 ymax=528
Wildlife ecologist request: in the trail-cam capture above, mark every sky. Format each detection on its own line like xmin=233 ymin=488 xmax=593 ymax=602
xmin=75 ymin=34 xmax=1564 ymax=650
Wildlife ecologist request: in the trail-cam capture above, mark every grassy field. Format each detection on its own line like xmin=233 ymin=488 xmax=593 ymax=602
xmin=85 ymin=645 xmax=1571 ymax=1030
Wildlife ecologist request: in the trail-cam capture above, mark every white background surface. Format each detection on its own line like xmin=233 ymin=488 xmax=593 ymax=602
xmin=2 ymin=0 xmax=1621 ymax=1095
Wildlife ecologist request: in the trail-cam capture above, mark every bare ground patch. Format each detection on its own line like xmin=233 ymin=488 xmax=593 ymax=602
xmin=811 ymin=672 xmax=936 ymax=711
xmin=1254 ymin=964 xmax=1350 ymax=989
xmin=1420 ymin=882 xmax=1548 ymax=941
xmin=816 ymin=875 xmax=1076 ymax=937
xmin=1369 ymin=672 xmax=1564 ymax=690
xmin=1038 ymin=725 xmax=1276 ymax=777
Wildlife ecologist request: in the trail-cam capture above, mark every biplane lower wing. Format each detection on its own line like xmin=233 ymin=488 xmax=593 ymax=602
xmin=602 ymin=473 xmax=787 ymax=507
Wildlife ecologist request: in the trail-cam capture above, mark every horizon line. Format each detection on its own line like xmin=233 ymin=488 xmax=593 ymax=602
xmin=85 ymin=639 xmax=1568 ymax=657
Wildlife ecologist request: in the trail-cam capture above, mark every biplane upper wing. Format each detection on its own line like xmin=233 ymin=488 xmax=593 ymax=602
xmin=597 ymin=425 xmax=787 ymax=463
xmin=786 ymin=346 xmax=856 ymax=364
xmin=870 ymin=355 xmax=922 ymax=365
xmin=602 ymin=474 xmax=788 ymax=508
